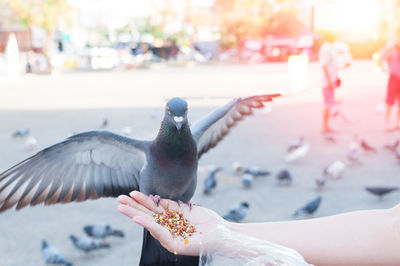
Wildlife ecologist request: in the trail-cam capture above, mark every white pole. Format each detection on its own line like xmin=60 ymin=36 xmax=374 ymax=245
xmin=5 ymin=33 xmax=20 ymax=80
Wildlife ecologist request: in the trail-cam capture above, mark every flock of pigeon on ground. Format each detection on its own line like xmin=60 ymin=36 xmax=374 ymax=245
xmin=200 ymin=135 xmax=400 ymax=223
xmin=41 ymin=223 xmax=124 ymax=266
xmin=4 ymin=95 xmax=400 ymax=265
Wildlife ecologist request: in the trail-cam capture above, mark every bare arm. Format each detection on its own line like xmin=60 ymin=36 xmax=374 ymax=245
xmin=118 ymin=192 xmax=400 ymax=266
xmin=229 ymin=206 xmax=400 ymax=266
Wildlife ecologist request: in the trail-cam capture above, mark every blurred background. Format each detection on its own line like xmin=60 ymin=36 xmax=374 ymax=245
xmin=0 ymin=0 xmax=400 ymax=265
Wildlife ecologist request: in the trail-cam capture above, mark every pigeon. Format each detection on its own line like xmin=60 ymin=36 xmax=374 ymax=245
xmin=83 ymin=223 xmax=124 ymax=239
xmin=360 ymin=139 xmax=377 ymax=153
xmin=383 ymin=140 xmax=399 ymax=153
xmin=203 ymin=167 xmax=222 ymax=194
xmin=0 ymin=94 xmax=280 ymax=266
xmin=100 ymin=119 xmax=109 ymax=129
xmin=12 ymin=128 xmax=30 ymax=138
xmin=285 ymin=143 xmax=310 ymax=162
xmin=241 ymin=173 xmax=254 ymax=188
xmin=287 ymin=137 xmax=304 ymax=153
xmin=243 ymin=166 xmax=271 ymax=177
xmin=315 ymin=176 xmax=326 ymax=189
xmin=346 ymin=149 xmax=362 ymax=166
xmin=223 ymin=202 xmax=249 ymax=222
xmin=293 ymin=196 xmax=322 ymax=218
xmin=277 ymin=169 xmax=292 ymax=185
xmin=69 ymin=235 xmax=110 ymax=253
xmin=323 ymin=133 xmax=336 ymax=143
xmin=324 ymin=161 xmax=345 ymax=179
xmin=365 ymin=186 xmax=399 ymax=199
xmin=41 ymin=240 xmax=73 ymax=266
xmin=121 ymin=126 xmax=133 ymax=136
xmin=232 ymin=161 xmax=243 ymax=173
xmin=25 ymin=136 xmax=38 ymax=150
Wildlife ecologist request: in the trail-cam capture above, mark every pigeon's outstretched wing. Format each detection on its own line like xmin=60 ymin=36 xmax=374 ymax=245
xmin=191 ymin=94 xmax=280 ymax=158
xmin=0 ymin=131 xmax=148 ymax=212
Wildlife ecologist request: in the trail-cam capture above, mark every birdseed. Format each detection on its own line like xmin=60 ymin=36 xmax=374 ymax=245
xmin=153 ymin=209 xmax=196 ymax=240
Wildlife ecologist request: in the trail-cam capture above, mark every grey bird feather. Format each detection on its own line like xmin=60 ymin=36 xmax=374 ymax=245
xmin=41 ymin=240 xmax=73 ymax=266
xmin=203 ymin=167 xmax=222 ymax=195
xmin=83 ymin=223 xmax=124 ymax=239
xmin=365 ymin=186 xmax=399 ymax=199
xmin=293 ymin=196 xmax=322 ymax=218
xmin=0 ymin=94 xmax=280 ymax=265
xmin=223 ymin=202 xmax=250 ymax=222
xmin=69 ymin=235 xmax=110 ymax=253
xmin=277 ymin=169 xmax=292 ymax=185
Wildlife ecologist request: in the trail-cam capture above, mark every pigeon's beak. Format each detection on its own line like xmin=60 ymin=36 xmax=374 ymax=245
xmin=173 ymin=116 xmax=183 ymax=132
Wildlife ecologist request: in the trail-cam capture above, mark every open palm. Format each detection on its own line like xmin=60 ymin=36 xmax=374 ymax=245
xmin=117 ymin=191 xmax=227 ymax=256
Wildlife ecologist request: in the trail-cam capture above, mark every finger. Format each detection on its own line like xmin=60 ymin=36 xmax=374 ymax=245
xmin=159 ymin=198 xmax=182 ymax=212
xmin=133 ymin=215 xmax=179 ymax=253
xmin=117 ymin=204 xmax=150 ymax=220
xmin=117 ymin=195 xmax=154 ymax=215
xmin=130 ymin=191 xmax=165 ymax=213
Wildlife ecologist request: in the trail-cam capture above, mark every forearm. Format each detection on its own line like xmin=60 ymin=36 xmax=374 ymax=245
xmin=227 ymin=206 xmax=400 ymax=266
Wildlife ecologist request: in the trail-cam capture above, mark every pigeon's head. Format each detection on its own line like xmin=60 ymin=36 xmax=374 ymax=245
xmin=69 ymin=235 xmax=77 ymax=243
xmin=41 ymin=240 xmax=48 ymax=249
xmin=240 ymin=202 xmax=250 ymax=209
xmin=165 ymin=97 xmax=188 ymax=132
xmin=83 ymin=225 xmax=92 ymax=235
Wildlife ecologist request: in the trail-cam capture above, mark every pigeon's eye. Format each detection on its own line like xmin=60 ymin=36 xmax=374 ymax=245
xmin=185 ymin=107 xmax=188 ymax=113
xmin=166 ymin=107 xmax=171 ymax=114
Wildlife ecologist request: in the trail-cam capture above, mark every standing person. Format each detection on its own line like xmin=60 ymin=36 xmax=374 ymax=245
xmin=319 ymin=39 xmax=341 ymax=133
xmin=380 ymin=33 xmax=400 ymax=132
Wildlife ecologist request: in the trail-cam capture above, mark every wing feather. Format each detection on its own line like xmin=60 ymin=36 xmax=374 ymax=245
xmin=191 ymin=94 xmax=280 ymax=158
xmin=0 ymin=130 xmax=148 ymax=212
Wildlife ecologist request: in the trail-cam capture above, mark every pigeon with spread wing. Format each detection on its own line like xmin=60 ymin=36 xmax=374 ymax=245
xmin=0 ymin=94 xmax=280 ymax=266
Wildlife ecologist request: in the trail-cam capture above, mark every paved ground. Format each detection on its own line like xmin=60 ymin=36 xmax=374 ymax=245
xmin=0 ymin=61 xmax=399 ymax=266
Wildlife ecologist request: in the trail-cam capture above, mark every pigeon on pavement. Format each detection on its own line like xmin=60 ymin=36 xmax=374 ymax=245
xmin=285 ymin=143 xmax=310 ymax=162
xmin=287 ymin=137 xmax=304 ymax=153
xmin=243 ymin=166 xmax=271 ymax=177
xmin=25 ymin=136 xmax=38 ymax=150
xmin=223 ymin=202 xmax=250 ymax=222
xmin=360 ymin=139 xmax=377 ymax=153
xmin=83 ymin=224 xmax=124 ymax=239
xmin=69 ymin=235 xmax=109 ymax=253
xmin=365 ymin=186 xmax=399 ymax=199
xmin=232 ymin=161 xmax=243 ymax=173
xmin=324 ymin=161 xmax=345 ymax=179
xmin=203 ymin=167 xmax=222 ymax=195
xmin=100 ymin=119 xmax=109 ymax=129
xmin=315 ymin=176 xmax=326 ymax=190
xmin=293 ymin=196 xmax=322 ymax=218
xmin=277 ymin=169 xmax=292 ymax=185
xmin=0 ymin=94 xmax=280 ymax=266
xmin=383 ymin=140 xmax=399 ymax=153
xmin=346 ymin=149 xmax=362 ymax=166
xmin=241 ymin=173 xmax=254 ymax=188
xmin=12 ymin=128 xmax=30 ymax=138
xmin=41 ymin=240 xmax=72 ymax=266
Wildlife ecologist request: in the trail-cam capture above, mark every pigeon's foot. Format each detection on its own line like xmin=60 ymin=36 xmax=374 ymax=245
xmin=178 ymin=200 xmax=199 ymax=210
xmin=149 ymin=194 xmax=161 ymax=206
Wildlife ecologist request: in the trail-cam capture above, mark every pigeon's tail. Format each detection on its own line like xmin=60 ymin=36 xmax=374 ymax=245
xmin=140 ymin=229 xmax=199 ymax=266
xmin=110 ymin=230 xmax=125 ymax=238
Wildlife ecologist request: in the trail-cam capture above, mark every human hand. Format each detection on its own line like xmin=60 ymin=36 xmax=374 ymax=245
xmin=117 ymin=191 xmax=228 ymax=256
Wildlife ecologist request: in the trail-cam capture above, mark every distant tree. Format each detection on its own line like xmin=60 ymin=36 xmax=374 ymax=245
xmin=5 ymin=0 xmax=72 ymax=56
xmin=214 ymin=0 xmax=305 ymax=50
